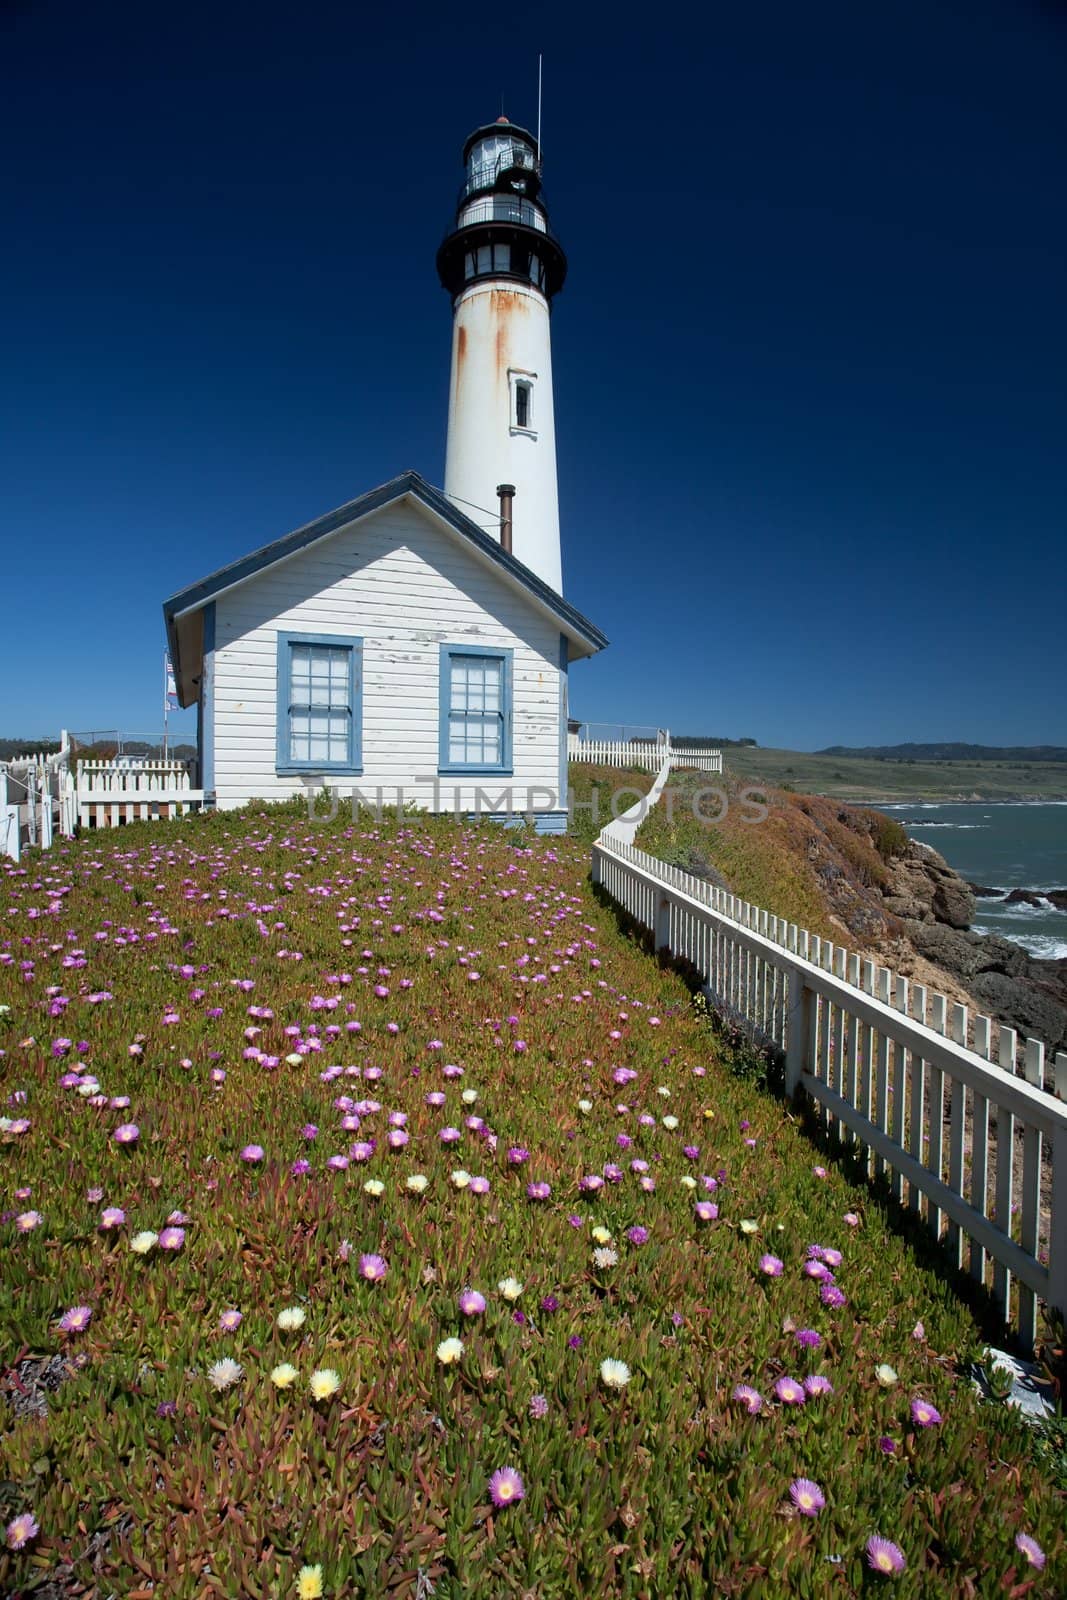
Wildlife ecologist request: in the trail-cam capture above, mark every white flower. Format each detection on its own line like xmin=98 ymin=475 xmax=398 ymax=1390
xmin=277 ymin=1306 xmax=306 ymax=1331
xmin=451 ymin=1169 xmax=471 ymax=1189
xmin=577 ymin=1099 xmax=593 ymax=1114
xmin=680 ymin=1175 xmax=697 ymax=1190
xmin=310 ymin=1367 xmax=340 ymax=1400
xmin=600 ymin=1358 xmax=632 ymax=1389
xmin=461 ymin=1088 xmax=478 ymax=1104
xmin=662 ymin=1115 xmax=679 ymax=1130
xmin=497 ymin=1276 xmax=523 ymax=1301
xmin=207 ymin=1358 xmax=243 ymax=1390
xmin=406 ymin=1174 xmax=428 ymax=1193
xmin=129 ymin=1230 xmax=158 ymax=1255
xmin=739 ymin=1219 xmax=759 ymax=1235
xmin=270 ymin=1362 xmax=299 ymax=1389
xmin=363 ymin=1178 xmax=384 ymax=1197
xmin=285 ymin=1052 xmax=303 ymax=1066
xmin=592 ymin=1247 xmax=618 ymax=1269
xmin=436 ymin=1336 xmax=464 ymax=1365
xmin=656 ymin=1085 xmax=671 ymax=1098
xmin=875 ymin=1363 xmax=898 ymax=1387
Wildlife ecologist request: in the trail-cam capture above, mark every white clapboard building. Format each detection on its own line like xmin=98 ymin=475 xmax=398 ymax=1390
xmin=163 ymin=116 xmax=606 ymax=831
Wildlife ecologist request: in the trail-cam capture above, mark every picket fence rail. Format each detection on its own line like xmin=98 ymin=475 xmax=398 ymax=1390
xmin=75 ymin=759 xmax=203 ymax=829
xmin=592 ymin=822 xmax=1067 ymax=1353
xmin=568 ymin=734 xmax=723 ymax=774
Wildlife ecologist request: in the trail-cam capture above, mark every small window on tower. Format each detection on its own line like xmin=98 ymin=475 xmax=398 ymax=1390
xmin=476 ymin=244 xmax=492 ymax=274
xmin=464 ymin=253 xmax=475 ymax=281
xmin=515 ymin=381 xmax=531 ymax=430
xmin=494 ymin=242 xmax=511 ymax=273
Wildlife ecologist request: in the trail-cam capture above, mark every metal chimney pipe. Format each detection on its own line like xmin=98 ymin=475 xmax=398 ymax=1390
xmin=496 ymin=483 xmax=515 ymax=555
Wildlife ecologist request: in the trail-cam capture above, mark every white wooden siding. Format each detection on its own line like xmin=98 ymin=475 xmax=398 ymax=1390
xmin=211 ymin=499 xmax=565 ymax=814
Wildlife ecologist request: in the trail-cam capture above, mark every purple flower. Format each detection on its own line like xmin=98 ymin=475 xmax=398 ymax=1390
xmin=219 ymin=1309 xmax=243 ymax=1332
xmin=866 ymin=1536 xmax=906 ymax=1576
xmin=507 ymin=1147 xmax=530 ymax=1165
xmin=468 ymin=1175 xmax=490 ymax=1195
xmin=359 ymin=1252 xmax=388 ymax=1282
xmin=99 ymin=1207 xmax=126 ymax=1230
xmin=1014 ymin=1533 xmax=1045 ymax=1570
xmin=789 ymin=1478 xmax=825 ymax=1516
xmin=487 ymin=1466 xmax=525 ymax=1508
xmin=795 ymin=1329 xmax=821 ymax=1349
xmin=580 ymin=1174 xmax=604 ymax=1193
xmin=626 ymin=1225 xmax=649 ymax=1246
xmin=878 ymin=1436 xmax=897 ymax=1455
xmin=803 ymin=1374 xmax=833 ymax=1398
xmin=820 ymin=1283 xmax=847 ymax=1309
xmin=759 ymin=1254 xmax=783 ymax=1278
xmin=113 ymin=1123 xmax=140 ymax=1146
xmin=5 ymin=1512 xmax=40 ymax=1550
xmin=529 ymin=1393 xmax=549 ymax=1419
xmin=567 ymin=1334 xmax=583 ymax=1349
xmin=732 ymin=1384 xmax=763 ymax=1415
xmin=439 ymin=1126 xmax=462 ymax=1143
xmin=58 ymin=1305 xmax=92 ymax=1333
xmin=526 ymin=1181 xmax=551 ymax=1200
xmin=156 ymin=1399 xmax=178 ymax=1418
xmin=240 ymin=1144 xmax=264 ymax=1163
xmin=158 ymin=1227 xmax=185 ymax=1251
xmin=301 ymin=1124 xmax=319 ymax=1140
xmin=290 ymin=1157 xmax=311 ymax=1176
xmin=773 ymin=1376 xmax=806 ymax=1405
xmin=695 ymin=1201 xmax=718 ymax=1222
xmin=540 ymin=1295 xmax=559 ymax=1313
xmin=909 ymin=1397 xmax=941 ymax=1428
xmin=458 ymin=1289 xmax=486 ymax=1316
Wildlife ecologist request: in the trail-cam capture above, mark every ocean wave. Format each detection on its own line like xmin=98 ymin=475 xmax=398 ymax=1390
xmin=904 ymin=821 xmax=986 ymax=830
xmin=972 ymin=928 xmax=1067 ymax=960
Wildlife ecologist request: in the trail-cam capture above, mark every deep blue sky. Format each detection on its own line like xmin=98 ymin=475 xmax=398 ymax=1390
xmin=2 ymin=0 xmax=1065 ymax=749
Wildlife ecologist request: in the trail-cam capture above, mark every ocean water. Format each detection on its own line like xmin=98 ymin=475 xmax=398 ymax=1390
xmin=878 ymin=802 xmax=1067 ymax=960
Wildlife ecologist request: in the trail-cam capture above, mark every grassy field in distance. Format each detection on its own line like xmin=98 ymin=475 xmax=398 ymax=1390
xmin=721 ymin=745 xmax=1067 ymax=802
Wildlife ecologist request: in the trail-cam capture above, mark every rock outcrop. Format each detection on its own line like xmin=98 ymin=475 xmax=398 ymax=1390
xmin=879 ymin=840 xmax=1067 ymax=1051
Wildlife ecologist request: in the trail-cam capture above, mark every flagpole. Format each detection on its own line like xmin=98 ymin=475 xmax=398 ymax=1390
xmin=163 ymin=649 xmax=169 ymax=761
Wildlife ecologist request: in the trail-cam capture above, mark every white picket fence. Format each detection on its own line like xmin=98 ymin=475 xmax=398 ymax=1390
xmin=0 ymin=740 xmax=72 ymax=861
xmin=75 ymin=759 xmax=203 ymax=829
xmin=592 ymin=813 xmax=1067 ymax=1352
xmin=568 ymin=733 xmax=723 ymax=774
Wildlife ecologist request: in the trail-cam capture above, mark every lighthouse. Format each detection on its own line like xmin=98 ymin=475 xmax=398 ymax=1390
xmin=437 ymin=116 xmax=568 ymax=595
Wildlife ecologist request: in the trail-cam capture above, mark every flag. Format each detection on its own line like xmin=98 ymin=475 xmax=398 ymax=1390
xmin=165 ymin=653 xmax=178 ymax=711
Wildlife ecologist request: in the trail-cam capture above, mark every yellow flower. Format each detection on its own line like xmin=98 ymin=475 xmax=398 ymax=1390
xmin=271 ymin=1362 xmax=299 ymax=1389
xmin=363 ymin=1179 xmax=384 ymax=1197
xmin=702 ymin=1108 xmax=715 ymax=1121
xmin=497 ymin=1276 xmax=523 ymax=1301
xmin=405 ymin=1174 xmax=428 ymax=1193
xmin=297 ymin=1563 xmax=324 ymax=1599
xmin=277 ymin=1306 xmax=306 ymax=1331
xmin=309 ymin=1368 xmax=340 ymax=1400
xmin=450 ymin=1169 xmax=471 ymax=1189
xmin=591 ymin=1225 xmax=613 ymax=1245
xmin=436 ymin=1337 xmax=464 ymax=1365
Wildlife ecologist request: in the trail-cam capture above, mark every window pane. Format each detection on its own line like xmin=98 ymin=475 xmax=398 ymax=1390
xmin=476 ymin=244 xmax=491 ymax=274
xmin=494 ymin=243 xmax=510 ymax=273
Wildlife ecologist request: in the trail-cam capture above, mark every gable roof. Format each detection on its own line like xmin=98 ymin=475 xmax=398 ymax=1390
xmin=163 ymin=469 xmax=607 ymax=704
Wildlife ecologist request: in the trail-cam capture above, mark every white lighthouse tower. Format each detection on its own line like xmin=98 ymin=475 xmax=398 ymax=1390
xmin=438 ymin=116 xmax=568 ymax=594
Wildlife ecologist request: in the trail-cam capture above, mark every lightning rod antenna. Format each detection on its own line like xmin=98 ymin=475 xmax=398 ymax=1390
xmin=536 ymin=53 xmax=543 ymax=166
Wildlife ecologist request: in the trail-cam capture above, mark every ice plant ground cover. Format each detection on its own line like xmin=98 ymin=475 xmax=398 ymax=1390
xmin=0 ymin=807 xmax=1063 ymax=1598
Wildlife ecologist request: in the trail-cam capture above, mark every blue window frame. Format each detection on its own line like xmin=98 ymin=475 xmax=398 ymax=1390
xmin=438 ymin=644 xmax=513 ymax=775
xmin=276 ymin=632 xmax=362 ymax=774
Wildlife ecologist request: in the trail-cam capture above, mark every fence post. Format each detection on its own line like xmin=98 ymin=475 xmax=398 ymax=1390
xmin=654 ymin=890 xmax=670 ymax=953
xmin=785 ymin=969 xmax=810 ymax=1098
xmin=1050 ymin=1123 xmax=1067 ymax=1323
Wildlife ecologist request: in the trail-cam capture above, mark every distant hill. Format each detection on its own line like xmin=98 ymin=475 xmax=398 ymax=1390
xmin=817 ymin=743 xmax=1067 ymax=763
xmin=0 ymin=737 xmax=60 ymax=762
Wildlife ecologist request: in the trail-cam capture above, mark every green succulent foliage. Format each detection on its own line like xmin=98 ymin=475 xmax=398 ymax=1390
xmin=0 ymin=807 xmax=1062 ymax=1597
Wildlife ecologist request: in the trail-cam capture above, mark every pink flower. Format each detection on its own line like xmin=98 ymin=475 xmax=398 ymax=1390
xmin=240 ymin=1144 xmax=264 ymax=1163
xmin=487 ymin=1466 xmax=524 ymax=1508
xmin=219 ymin=1309 xmax=243 ymax=1332
xmin=113 ymin=1123 xmax=140 ymax=1145
xmin=909 ymin=1398 xmax=942 ymax=1428
xmin=773 ymin=1376 xmax=806 ymax=1405
xmin=5 ymin=1512 xmax=39 ymax=1550
xmin=99 ymin=1207 xmax=126 ymax=1230
xmin=1014 ymin=1532 xmax=1045 ymax=1570
xmin=732 ymin=1384 xmax=763 ymax=1415
xmin=359 ymin=1253 xmax=388 ymax=1282
xmin=58 ymin=1305 xmax=92 ymax=1333
xmin=866 ymin=1536 xmax=905 ymax=1576
xmin=758 ymin=1254 xmax=783 ymax=1277
xmin=458 ymin=1289 xmax=486 ymax=1316
xmin=159 ymin=1227 xmax=185 ymax=1251
xmin=789 ymin=1478 xmax=825 ymax=1516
